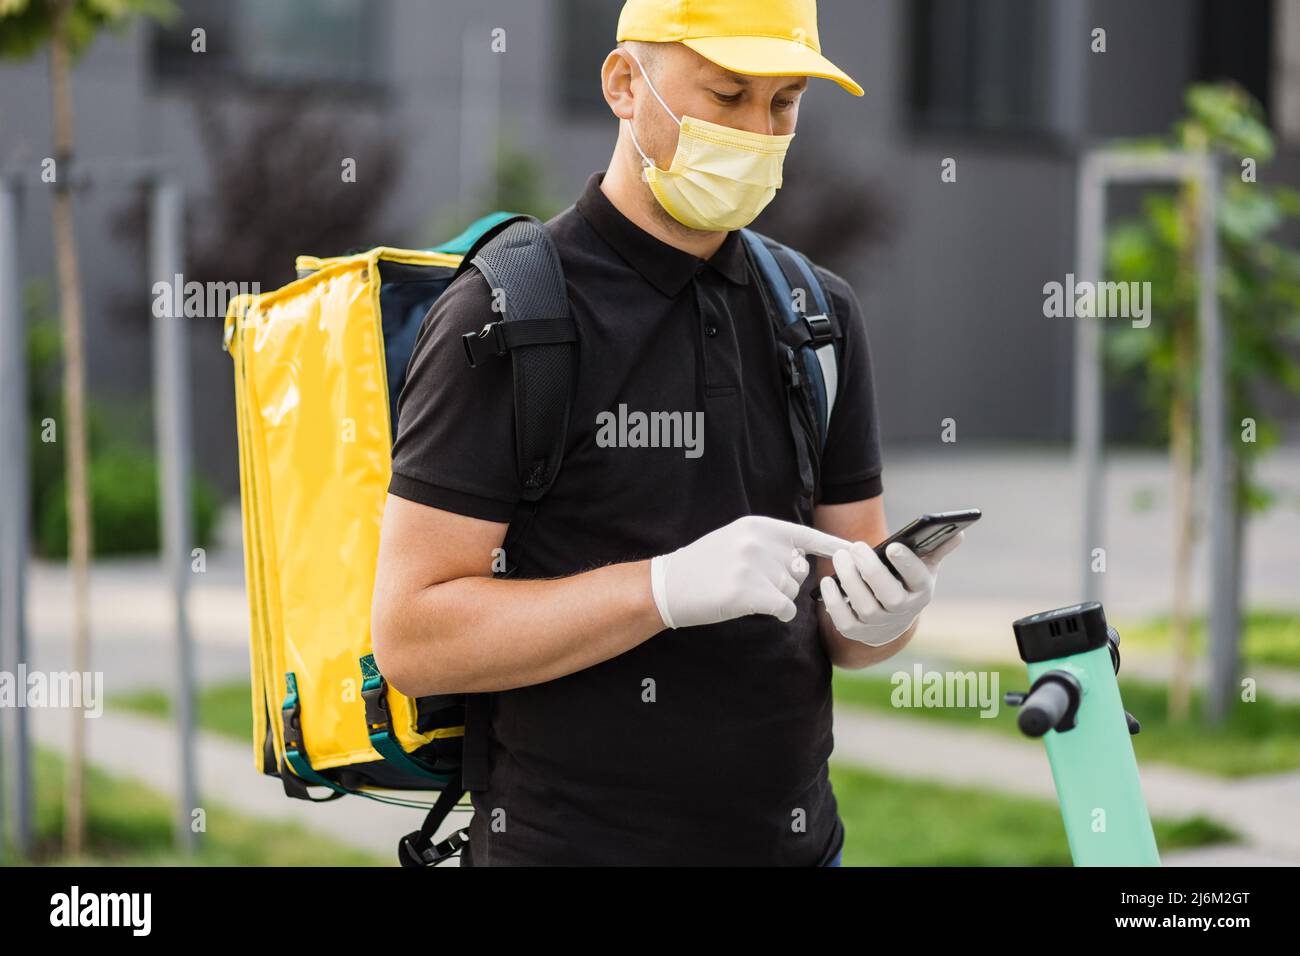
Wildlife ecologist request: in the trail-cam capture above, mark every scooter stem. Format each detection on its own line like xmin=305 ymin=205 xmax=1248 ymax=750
xmin=1006 ymin=601 xmax=1161 ymax=866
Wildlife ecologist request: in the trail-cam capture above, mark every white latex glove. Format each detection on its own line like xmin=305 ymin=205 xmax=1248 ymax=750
xmin=818 ymin=532 xmax=964 ymax=647
xmin=650 ymin=516 xmax=851 ymax=629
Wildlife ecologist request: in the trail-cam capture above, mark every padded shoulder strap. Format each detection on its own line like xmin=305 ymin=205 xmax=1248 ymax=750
xmin=457 ymin=216 xmax=577 ymax=501
xmin=738 ymin=230 xmax=842 ymax=449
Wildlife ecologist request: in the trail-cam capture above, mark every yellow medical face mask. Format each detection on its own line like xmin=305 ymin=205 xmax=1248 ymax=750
xmin=624 ymin=49 xmax=794 ymax=233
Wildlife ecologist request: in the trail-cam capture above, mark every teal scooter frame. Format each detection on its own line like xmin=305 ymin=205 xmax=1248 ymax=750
xmin=1005 ymin=601 xmax=1161 ymax=866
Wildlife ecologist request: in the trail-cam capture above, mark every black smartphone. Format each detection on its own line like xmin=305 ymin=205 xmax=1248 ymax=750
xmin=814 ymin=508 xmax=981 ymax=597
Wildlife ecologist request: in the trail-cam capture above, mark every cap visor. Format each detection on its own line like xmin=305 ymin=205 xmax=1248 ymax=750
xmin=682 ymin=35 xmax=863 ymax=96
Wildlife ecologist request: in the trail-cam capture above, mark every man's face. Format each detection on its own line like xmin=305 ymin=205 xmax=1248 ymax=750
xmin=623 ymin=42 xmax=807 ymax=171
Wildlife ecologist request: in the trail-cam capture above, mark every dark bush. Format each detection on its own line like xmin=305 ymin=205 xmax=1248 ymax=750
xmin=36 ymin=447 xmax=220 ymax=559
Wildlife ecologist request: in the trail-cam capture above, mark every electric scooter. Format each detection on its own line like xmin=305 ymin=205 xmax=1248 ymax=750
xmin=1003 ymin=601 xmax=1161 ymax=866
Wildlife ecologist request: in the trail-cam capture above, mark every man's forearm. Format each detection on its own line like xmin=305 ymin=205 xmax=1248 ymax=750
xmin=374 ymin=560 xmax=664 ymax=696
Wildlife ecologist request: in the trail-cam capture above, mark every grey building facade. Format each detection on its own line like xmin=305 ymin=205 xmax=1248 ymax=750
xmin=2 ymin=0 xmax=1297 ymax=498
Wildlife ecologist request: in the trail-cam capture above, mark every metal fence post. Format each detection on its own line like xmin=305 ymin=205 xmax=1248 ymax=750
xmin=1075 ymin=149 xmax=1238 ymax=723
xmin=1197 ymin=155 xmax=1236 ymax=724
xmin=0 ymin=174 xmax=34 ymax=860
xmin=1074 ymin=153 xmax=1105 ymax=603
xmin=149 ymin=178 xmax=198 ymax=852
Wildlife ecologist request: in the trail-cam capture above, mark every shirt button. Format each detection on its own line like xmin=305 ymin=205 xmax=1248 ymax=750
xmin=704 ymin=324 xmax=718 ymax=337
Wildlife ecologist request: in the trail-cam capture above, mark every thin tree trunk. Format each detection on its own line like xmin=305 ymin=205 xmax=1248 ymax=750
xmin=1168 ymin=175 xmax=1201 ymax=724
xmin=1230 ymin=454 xmax=1248 ymax=683
xmin=1168 ymin=328 xmax=1195 ymax=722
xmin=49 ymin=0 xmax=93 ymax=858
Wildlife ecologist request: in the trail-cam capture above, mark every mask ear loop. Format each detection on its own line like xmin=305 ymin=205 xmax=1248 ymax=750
xmin=620 ymin=47 xmax=681 ymax=172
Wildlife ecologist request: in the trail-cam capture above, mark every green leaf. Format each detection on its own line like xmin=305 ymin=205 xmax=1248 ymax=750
xmin=1185 ymin=83 xmax=1274 ymax=160
xmin=0 ymin=0 xmax=174 ymax=61
xmin=1218 ymin=187 xmax=1284 ymax=242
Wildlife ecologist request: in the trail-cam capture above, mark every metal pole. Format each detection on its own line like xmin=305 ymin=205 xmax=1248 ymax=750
xmin=1073 ymin=153 xmax=1105 ymax=602
xmin=149 ymin=178 xmax=198 ymax=852
xmin=0 ymin=175 xmax=34 ymax=860
xmin=1197 ymin=155 xmax=1235 ymax=724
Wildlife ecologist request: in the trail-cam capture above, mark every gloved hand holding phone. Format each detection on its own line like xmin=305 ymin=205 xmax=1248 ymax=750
xmin=650 ymin=516 xmax=850 ymax=629
xmin=818 ymin=532 xmax=964 ymax=646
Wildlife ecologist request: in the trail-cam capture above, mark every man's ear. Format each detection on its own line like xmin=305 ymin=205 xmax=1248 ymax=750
xmin=601 ymin=49 xmax=636 ymax=120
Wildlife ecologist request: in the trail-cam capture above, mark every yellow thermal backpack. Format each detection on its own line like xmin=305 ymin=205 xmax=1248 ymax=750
xmin=223 ymin=212 xmax=579 ymax=866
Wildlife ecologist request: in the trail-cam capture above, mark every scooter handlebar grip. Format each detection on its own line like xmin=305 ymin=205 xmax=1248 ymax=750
xmin=1018 ymin=679 xmax=1072 ymax=738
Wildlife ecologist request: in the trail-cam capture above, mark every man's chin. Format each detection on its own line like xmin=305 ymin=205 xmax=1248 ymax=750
xmin=647 ymin=196 xmax=727 ymax=238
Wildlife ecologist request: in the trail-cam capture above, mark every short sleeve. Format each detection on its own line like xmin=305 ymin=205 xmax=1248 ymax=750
xmin=815 ymin=267 xmax=884 ymax=504
xmin=387 ymin=270 xmax=522 ymax=522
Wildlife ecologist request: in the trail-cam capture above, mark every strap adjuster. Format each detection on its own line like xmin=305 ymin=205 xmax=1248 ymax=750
xmin=399 ymin=826 xmax=470 ymax=867
xmin=776 ymin=313 xmax=838 ymax=353
xmin=360 ymin=678 xmax=389 ymax=732
xmin=462 ymin=316 xmax=578 ymax=368
xmin=804 ymin=313 xmax=833 ymax=346
xmin=462 ymin=321 xmax=507 ymax=367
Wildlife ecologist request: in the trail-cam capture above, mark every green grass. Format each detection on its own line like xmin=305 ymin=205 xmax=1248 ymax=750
xmin=829 ymin=763 xmax=1234 ymax=866
xmin=13 ymin=749 xmax=385 ymax=867
xmin=1116 ymin=611 xmax=1300 ymax=670
xmin=113 ymin=682 xmax=255 ymax=744
xmin=834 ymin=664 xmax=1300 ymax=778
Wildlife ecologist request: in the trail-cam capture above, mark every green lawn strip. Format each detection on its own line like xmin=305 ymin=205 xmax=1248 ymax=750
xmin=829 ymin=762 xmax=1234 ymax=866
xmin=15 ymin=748 xmax=385 ymax=867
xmin=113 ymin=681 xmax=254 ymax=744
xmin=1115 ymin=610 xmax=1300 ymax=671
xmin=833 ymin=664 xmax=1300 ymax=778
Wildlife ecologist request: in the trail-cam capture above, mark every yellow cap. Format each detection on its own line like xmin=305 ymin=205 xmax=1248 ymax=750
xmin=616 ymin=0 xmax=863 ymax=97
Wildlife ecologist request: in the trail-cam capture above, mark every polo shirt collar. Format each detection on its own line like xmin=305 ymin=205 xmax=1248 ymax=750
xmin=575 ymin=172 xmax=750 ymax=296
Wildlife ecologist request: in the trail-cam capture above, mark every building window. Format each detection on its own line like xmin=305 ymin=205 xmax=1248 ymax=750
xmin=153 ymin=0 xmax=386 ymax=88
xmin=1196 ymin=0 xmax=1273 ymax=119
xmin=908 ymin=0 xmax=1067 ymax=139
xmin=557 ymin=0 xmax=622 ymax=117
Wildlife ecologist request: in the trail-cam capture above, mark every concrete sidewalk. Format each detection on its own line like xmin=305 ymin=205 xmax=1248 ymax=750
xmin=883 ymin=446 xmax=1300 ymax=618
xmin=24 ymin=446 xmax=1300 ymax=654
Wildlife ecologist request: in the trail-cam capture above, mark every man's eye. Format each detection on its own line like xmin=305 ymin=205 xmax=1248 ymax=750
xmin=711 ymin=90 xmax=743 ymax=104
xmin=773 ymin=98 xmax=796 ymax=111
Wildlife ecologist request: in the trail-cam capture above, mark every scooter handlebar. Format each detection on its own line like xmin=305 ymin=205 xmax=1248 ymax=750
xmin=1018 ymin=679 xmax=1073 ymax=738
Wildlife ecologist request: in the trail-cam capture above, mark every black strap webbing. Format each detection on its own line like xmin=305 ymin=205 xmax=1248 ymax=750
xmin=742 ymin=239 xmax=819 ymax=517
xmin=459 ymin=217 xmax=576 ymax=501
xmin=398 ymin=779 xmax=469 ymax=867
xmin=461 ymin=315 xmax=577 ymax=367
xmin=765 ymin=241 xmax=842 ymax=345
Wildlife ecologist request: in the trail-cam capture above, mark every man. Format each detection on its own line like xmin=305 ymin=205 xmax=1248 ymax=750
xmin=371 ymin=0 xmax=962 ymax=866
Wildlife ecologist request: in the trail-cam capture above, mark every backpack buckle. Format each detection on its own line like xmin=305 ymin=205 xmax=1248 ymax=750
xmin=360 ymin=677 xmax=389 ymax=732
xmin=462 ymin=321 xmax=508 ymax=367
xmin=804 ymin=313 xmax=834 ymax=347
xmin=399 ymin=826 xmax=470 ymax=867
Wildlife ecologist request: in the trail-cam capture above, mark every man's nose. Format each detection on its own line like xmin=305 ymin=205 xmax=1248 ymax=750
xmin=733 ymin=102 xmax=777 ymax=136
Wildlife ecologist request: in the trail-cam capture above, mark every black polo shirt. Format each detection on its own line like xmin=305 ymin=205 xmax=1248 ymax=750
xmin=389 ymin=172 xmax=884 ymax=865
